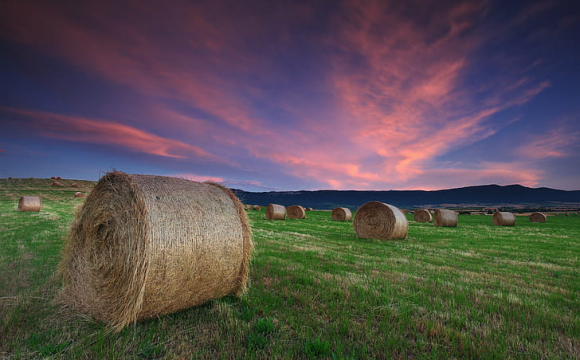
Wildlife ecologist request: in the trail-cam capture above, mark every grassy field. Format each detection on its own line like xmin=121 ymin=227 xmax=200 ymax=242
xmin=1 ymin=178 xmax=579 ymax=359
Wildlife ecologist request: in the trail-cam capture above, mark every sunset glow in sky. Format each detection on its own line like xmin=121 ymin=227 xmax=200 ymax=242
xmin=1 ymin=0 xmax=579 ymax=191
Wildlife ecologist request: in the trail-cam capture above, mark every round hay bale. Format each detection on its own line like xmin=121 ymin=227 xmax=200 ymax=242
xmin=252 ymin=205 xmax=261 ymax=211
xmin=56 ymin=176 xmax=62 ymax=180
xmin=52 ymin=181 xmax=60 ymax=186
xmin=529 ymin=212 xmax=547 ymax=223
xmin=493 ymin=212 xmax=516 ymax=226
xmin=306 ymin=207 xmax=314 ymax=211
xmin=51 ymin=176 xmax=56 ymax=180
xmin=414 ymin=209 xmax=432 ymax=223
xmin=331 ymin=207 xmax=352 ymax=221
xmin=353 ymin=201 xmax=408 ymax=240
xmin=18 ymin=196 xmax=41 ymax=212
xmin=74 ymin=192 xmax=84 ymax=198
xmin=58 ymin=171 xmax=253 ymax=331
xmin=265 ymin=204 xmax=285 ymax=220
xmin=71 ymin=183 xmax=79 ymax=188
xmin=434 ymin=209 xmax=457 ymax=227
xmin=244 ymin=204 xmax=251 ymax=210
xmin=8 ymin=177 xmax=13 ymax=179
xmin=287 ymin=205 xmax=306 ymax=219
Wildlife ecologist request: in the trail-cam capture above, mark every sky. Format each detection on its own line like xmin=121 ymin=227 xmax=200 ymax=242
xmin=1 ymin=0 xmax=579 ymax=191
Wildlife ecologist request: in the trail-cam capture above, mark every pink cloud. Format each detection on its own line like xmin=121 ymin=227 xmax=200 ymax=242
xmin=2 ymin=107 xmax=224 ymax=161
xmin=174 ymin=174 xmax=224 ymax=183
xmin=516 ymin=128 xmax=580 ymax=159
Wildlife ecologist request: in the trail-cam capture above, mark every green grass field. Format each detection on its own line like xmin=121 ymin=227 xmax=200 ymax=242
xmin=1 ymin=178 xmax=579 ymax=359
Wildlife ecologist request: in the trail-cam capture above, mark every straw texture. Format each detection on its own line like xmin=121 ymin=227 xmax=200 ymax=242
xmin=332 ymin=207 xmax=352 ymax=221
xmin=353 ymin=201 xmax=408 ymax=240
xmin=58 ymin=171 xmax=253 ymax=331
xmin=414 ymin=209 xmax=432 ymax=223
xmin=265 ymin=204 xmax=286 ymax=220
xmin=18 ymin=196 xmax=41 ymax=212
xmin=493 ymin=212 xmax=516 ymax=226
xmin=529 ymin=212 xmax=547 ymax=223
xmin=434 ymin=209 xmax=457 ymax=227
xmin=287 ymin=205 xmax=306 ymax=219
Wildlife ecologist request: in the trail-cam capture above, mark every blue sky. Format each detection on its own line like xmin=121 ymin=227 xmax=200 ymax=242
xmin=1 ymin=0 xmax=579 ymax=191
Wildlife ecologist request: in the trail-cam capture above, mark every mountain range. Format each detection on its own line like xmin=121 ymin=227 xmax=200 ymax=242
xmin=232 ymin=184 xmax=580 ymax=210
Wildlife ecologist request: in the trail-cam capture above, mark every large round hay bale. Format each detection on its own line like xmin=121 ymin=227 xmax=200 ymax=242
xmin=353 ymin=201 xmax=408 ymax=240
xmin=493 ymin=212 xmax=516 ymax=226
xmin=265 ymin=204 xmax=285 ymax=220
xmin=252 ymin=205 xmax=261 ymax=210
xmin=74 ymin=192 xmax=84 ymax=198
xmin=18 ymin=196 xmax=41 ymax=212
xmin=529 ymin=212 xmax=547 ymax=223
xmin=58 ymin=172 xmax=252 ymax=331
xmin=434 ymin=209 xmax=457 ymax=227
xmin=287 ymin=205 xmax=306 ymax=219
xmin=332 ymin=207 xmax=352 ymax=221
xmin=414 ymin=209 xmax=432 ymax=223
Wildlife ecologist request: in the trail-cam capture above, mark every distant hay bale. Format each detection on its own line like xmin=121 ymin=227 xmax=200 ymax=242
xmin=58 ymin=171 xmax=253 ymax=331
xmin=52 ymin=182 xmax=61 ymax=186
xmin=493 ymin=212 xmax=516 ymax=226
xmin=353 ymin=201 xmax=408 ymax=240
xmin=8 ymin=177 xmax=13 ymax=179
xmin=529 ymin=212 xmax=547 ymax=223
xmin=287 ymin=205 xmax=306 ymax=219
xmin=51 ymin=176 xmax=56 ymax=180
xmin=434 ymin=209 xmax=457 ymax=227
xmin=244 ymin=204 xmax=252 ymax=210
xmin=56 ymin=176 xmax=62 ymax=180
xmin=252 ymin=205 xmax=261 ymax=210
xmin=71 ymin=183 xmax=79 ymax=188
xmin=414 ymin=209 xmax=432 ymax=223
xmin=74 ymin=192 xmax=84 ymax=198
xmin=18 ymin=196 xmax=41 ymax=212
xmin=332 ymin=207 xmax=352 ymax=221
xmin=306 ymin=207 xmax=313 ymax=211
xmin=265 ymin=204 xmax=285 ymax=220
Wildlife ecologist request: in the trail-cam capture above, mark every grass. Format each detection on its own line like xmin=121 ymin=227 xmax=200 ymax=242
xmin=1 ymin=178 xmax=579 ymax=359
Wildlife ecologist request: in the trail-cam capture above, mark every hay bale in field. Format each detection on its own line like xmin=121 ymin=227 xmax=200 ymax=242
xmin=529 ymin=212 xmax=547 ymax=223
xmin=434 ymin=209 xmax=457 ymax=227
xmin=8 ymin=177 xmax=13 ymax=179
xmin=252 ymin=205 xmax=261 ymax=210
xmin=52 ymin=181 xmax=61 ymax=186
xmin=332 ymin=207 xmax=352 ymax=221
xmin=74 ymin=192 xmax=84 ymax=198
xmin=306 ymin=207 xmax=313 ymax=211
xmin=58 ymin=171 xmax=253 ymax=331
xmin=244 ymin=204 xmax=252 ymax=210
xmin=287 ymin=205 xmax=306 ymax=219
xmin=493 ymin=212 xmax=516 ymax=226
xmin=51 ymin=176 xmax=56 ymax=180
xmin=353 ymin=201 xmax=408 ymax=240
xmin=265 ymin=203 xmax=285 ymax=220
xmin=414 ymin=209 xmax=432 ymax=223
xmin=71 ymin=183 xmax=79 ymax=188
xmin=18 ymin=196 xmax=41 ymax=212
xmin=56 ymin=176 xmax=62 ymax=180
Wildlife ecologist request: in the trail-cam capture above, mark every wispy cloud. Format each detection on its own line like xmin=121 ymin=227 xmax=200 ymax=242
xmin=1 ymin=107 xmax=224 ymax=161
xmin=516 ymin=127 xmax=580 ymax=159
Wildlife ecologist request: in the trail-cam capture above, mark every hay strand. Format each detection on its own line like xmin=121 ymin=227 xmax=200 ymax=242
xmin=353 ymin=201 xmax=408 ymax=240
xmin=58 ymin=171 xmax=253 ymax=331
xmin=434 ymin=209 xmax=457 ymax=227
xmin=493 ymin=212 xmax=516 ymax=226
xmin=18 ymin=196 xmax=41 ymax=212
xmin=414 ymin=209 xmax=432 ymax=223
xmin=265 ymin=204 xmax=285 ymax=220
xmin=529 ymin=212 xmax=547 ymax=223
xmin=287 ymin=205 xmax=306 ymax=219
xmin=331 ymin=207 xmax=352 ymax=221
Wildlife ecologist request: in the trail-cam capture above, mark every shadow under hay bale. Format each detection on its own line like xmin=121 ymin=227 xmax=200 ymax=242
xmin=332 ymin=207 xmax=352 ymax=221
xmin=529 ymin=212 xmax=547 ymax=223
xmin=287 ymin=205 xmax=306 ymax=219
xmin=434 ymin=209 xmax=457 ymax=227
xmin=353 ymin=201 xmax=408 ymax=240
xmin=414 ymin=209 xmax=432 ymax=223
xmin=493 ymin=212 xmax=516 ymax=226
xmin=58 ymin=171 xmax=253 ymax=332
xmin=18 ymin=196 xmax=41 ymax=212
xmin=265 ymin=203 xmax=285 ymax=220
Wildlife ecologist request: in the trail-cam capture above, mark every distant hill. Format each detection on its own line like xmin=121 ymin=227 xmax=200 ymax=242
xmin=232 ymin=184 xmax=580 ymax=210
